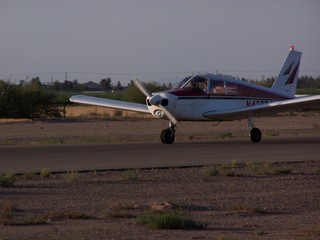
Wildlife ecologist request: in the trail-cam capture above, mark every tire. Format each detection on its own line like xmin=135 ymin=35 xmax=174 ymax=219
xmin=160 ymin=129 xmax=167 ymax=143
xmin=250 ymin=128 xmax=262 ymax=143
xmin=160 ymin=128 xmax=175 ymax=144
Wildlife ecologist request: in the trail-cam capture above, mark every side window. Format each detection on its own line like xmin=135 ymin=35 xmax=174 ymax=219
xmin=225 ymin=83 xmax=239 ymax=95
xmin=210 ymin=80 xmax=225 ymax=94
xmin=210 ymin=80 xmax=239 ymax=95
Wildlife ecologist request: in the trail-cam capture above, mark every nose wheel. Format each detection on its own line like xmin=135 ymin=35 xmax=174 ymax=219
xmin=160 ymin=127 xmax=175 ymax=144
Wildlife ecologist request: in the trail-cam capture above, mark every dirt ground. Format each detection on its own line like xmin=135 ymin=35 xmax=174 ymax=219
xmin=0 ymin=114 xmax=320 ymax=239
xmin=0 ymin=112 xmax=319 ymax=145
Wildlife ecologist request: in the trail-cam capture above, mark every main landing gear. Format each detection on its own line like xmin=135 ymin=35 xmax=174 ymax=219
xmin=160 ymin=119 xmax=262 ymax=144
xmin=248 ymin=117 xmax=262 ymax=143
xmin=160 ymin=123 xmax=176 ymax=144
xmin=250 ymin=127 xmax=262 ymax=143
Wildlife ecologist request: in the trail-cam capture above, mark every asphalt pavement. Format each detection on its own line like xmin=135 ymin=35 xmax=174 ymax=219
xmin=1 ymin=136 xmax=319 ymax=173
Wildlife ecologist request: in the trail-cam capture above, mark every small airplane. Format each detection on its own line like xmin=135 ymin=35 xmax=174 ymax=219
xmin=70 ymin=46 xmax=320 ymax=144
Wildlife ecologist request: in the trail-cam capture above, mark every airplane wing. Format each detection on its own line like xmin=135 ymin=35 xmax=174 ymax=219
xmin=203 ymin=95 xmax=320 ymax=121
xmin=70 ymin=95 xmax=151 ymax=114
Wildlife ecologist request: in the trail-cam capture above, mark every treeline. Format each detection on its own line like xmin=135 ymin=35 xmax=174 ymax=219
xmin=297 ymin=75 xmax=320 ymax=89
xmin=0 ymin=77 xmax=171 ymax=118
xmin=250 ymin=75 xmax=320 ymax=89
xmin=44 ymin=77 xmax=171 ymax=92
xmin=46 ymin=78 xmax=119 ymax=92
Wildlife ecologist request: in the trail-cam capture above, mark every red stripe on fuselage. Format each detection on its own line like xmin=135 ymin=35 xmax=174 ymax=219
xmin=168 ymin=86 xmax=290 ymax=100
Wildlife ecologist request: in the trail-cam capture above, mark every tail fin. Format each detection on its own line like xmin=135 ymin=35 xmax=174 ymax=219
xmin=271 ymin=46 xmax=302 ymax=98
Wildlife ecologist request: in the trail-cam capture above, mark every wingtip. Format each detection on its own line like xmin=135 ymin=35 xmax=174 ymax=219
xmin=69 ymin=95 xmax=81 ymax=102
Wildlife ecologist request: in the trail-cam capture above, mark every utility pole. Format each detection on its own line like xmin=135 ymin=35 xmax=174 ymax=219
xmin=65 ymin=72 xmax=67 ymax=81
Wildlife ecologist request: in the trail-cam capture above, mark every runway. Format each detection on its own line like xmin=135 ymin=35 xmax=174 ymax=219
xmin=1 ymin=136 xmax=319 ymax=173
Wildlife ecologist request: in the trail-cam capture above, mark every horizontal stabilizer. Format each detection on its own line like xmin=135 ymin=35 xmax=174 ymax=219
xmin=203 ymin=95 xmax=320 ymax=121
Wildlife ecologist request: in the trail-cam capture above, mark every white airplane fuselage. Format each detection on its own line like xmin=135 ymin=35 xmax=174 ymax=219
xmin=148 ymin=93 xmax=274 ymax=121
xmin=147 ymin=74 xmax=290 ymax=121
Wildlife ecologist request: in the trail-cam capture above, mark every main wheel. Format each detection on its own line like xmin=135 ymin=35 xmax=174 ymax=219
xmin=160 ymin=128 xmax=175 ymax=144
xmin=250 ymin=128 xmax=262 ymax=143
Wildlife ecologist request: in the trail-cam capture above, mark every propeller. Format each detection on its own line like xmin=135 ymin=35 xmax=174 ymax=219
xmin=132 ymin=79 xmax=152 ymax=98
xmin=133 ymin=79 xmax=177 ymax=125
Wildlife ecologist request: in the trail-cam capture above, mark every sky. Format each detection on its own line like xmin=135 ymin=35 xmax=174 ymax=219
xmin=1 ymin=0 xmax=320 ymax=85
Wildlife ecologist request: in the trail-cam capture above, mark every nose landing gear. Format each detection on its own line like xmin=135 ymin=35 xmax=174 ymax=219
xmin=160 ymin=122 xmax=176 ymax=144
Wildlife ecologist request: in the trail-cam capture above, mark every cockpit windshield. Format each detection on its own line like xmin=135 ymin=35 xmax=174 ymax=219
xmin=177 ymin=75 xmax=194 ymax=88
xmin=178 ymin=75 xmax=208 ymax=91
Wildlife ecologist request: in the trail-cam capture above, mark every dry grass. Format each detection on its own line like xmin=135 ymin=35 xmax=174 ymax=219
xmin=65 ymin=105 xmax=151 ymax=119
xmin=0 ymin=119 xmax=32 ymax=123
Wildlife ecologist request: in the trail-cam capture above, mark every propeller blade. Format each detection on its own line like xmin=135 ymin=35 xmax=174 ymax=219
xmin=157 ymin=104 xmax=177 ymax=125
xmin=133 ymin=79 xmax=177 ymax=125
xmin=132 ymin=79 xmax=152 ymax=98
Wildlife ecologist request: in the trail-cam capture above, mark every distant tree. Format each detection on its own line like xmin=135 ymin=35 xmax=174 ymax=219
xmin=30 ymin=76 xmax=42 ymax=89
xmin=47 ymin=79 xmax=84 ymax=92
xmin=123 ymin=80 xmax=170 ymax=104
xmin=50 ymin=80 xmax=62 ymax=91
xmin=123 ymin=82 xmax=145 ymax=103
xmin=61 ymin=80 xmax=73 ymax=91
xmin=24 ymin=79 xmax=62 ymax=118
xmin=0 ymin=80 xmax=61 ymax=118
xmin=249 ymin=77 xmax=275 ymax=88
xmin=114 ymin=81 xmax=123 ymax=91
xmin=0 ymin=80 xmax=19 ymax=117
xmin=317 ymin=76 xmax=320 ymax=88
xmin=297 ymin=75 xmax=319 ymax=89
xmin=72 ymin=79 xmax=82 ymax=91
xmin=100 ymin=78 xmax=113 ymax=91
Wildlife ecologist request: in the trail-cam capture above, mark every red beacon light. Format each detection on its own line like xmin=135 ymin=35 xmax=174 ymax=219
xmin=290 ymin=45 xmax=295 ymax=51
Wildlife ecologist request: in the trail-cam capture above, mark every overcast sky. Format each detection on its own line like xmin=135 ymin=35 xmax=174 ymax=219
xmin=1 ymin=0 xmax=319 ymax=84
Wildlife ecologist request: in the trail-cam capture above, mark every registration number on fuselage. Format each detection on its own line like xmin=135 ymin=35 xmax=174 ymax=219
xmin=246 ymin=100 xmax=270 ymax=107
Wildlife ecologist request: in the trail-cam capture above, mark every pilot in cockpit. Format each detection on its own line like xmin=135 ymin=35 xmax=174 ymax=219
xmin=193 ymin=78 xmax=208 ymax=92
xmin=202 ymin=81 xmax=207 ymax=92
